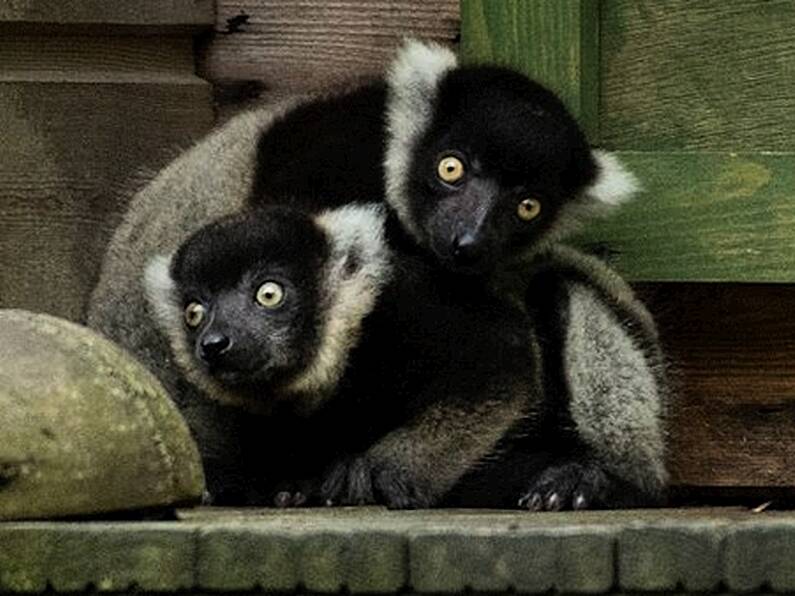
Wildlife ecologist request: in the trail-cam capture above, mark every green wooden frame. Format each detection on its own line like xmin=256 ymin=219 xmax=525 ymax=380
xmin=460 ymin=0 xmax=795 ymax=283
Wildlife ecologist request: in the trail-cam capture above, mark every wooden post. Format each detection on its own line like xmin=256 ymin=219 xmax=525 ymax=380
xmin=460 ymin=0 xmax=600 ymax=142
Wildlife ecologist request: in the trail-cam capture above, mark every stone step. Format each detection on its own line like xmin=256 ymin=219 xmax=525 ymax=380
xmin=1 ymin=507 xmax=792 ymax=593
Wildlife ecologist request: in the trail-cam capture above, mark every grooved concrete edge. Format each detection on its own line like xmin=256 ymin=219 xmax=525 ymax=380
xmin=1 ymin=509 xmax=794 ymax=593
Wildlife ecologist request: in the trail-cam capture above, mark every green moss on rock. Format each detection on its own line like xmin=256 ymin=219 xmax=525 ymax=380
xmin=0 ymin=309 xmax=204 ymax=520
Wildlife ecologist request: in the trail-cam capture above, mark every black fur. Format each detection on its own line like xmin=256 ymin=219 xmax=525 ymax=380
xmin=252 ymin=83 xmax=387 ymax=209
xmin=407 ymin=67 xmax=597 ymax=271
xmin=226 ymin=58 xmax=664 ymax=509
xmin=170 ymin=207 xmax=542 ymax=508
xmin=171 ymin=209 xmax=328 ymax=392
xmin=249 ymin=67 xmax=597 ymax=274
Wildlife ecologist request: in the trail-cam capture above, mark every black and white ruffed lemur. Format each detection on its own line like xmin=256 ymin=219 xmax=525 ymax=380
xmin=145 ymin=204 xmax=542 ymax=508
xmin=87 ymin=40 xmax=668 ymax=509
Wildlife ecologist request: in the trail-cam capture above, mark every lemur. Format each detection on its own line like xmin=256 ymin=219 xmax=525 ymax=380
xmin=88 ymin=40 xmax=667 ymax=509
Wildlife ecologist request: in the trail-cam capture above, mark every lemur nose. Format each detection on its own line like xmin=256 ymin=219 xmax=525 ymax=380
xmin=199 ymin=332 xmax=232 ymax=362
xmin=452 ymin=232 xmax=479 ymax=263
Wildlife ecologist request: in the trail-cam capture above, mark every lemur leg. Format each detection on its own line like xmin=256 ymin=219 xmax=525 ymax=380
xmin=321 ymin=382 xmax=533 ymax=509
xmin=521 ymin=278 xmax=668 ymax=510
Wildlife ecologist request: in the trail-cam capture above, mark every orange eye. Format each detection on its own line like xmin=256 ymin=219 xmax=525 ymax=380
xmin=184 ymin=302 xmax=205 ymax=328
xmin=517 ymin=198 xmax=542 ymax=221
xmin=437 ymin=156 xmax=465 ymax=184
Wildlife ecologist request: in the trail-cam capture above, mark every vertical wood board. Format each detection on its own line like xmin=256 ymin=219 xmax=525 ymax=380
xmin=600 ymin=0 xmax=795 ymax=151
xmin=460 ymin=0 xmax=600 ymax=141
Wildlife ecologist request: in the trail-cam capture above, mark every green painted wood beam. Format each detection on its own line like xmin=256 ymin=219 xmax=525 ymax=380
xmin=577 ymin=152 xmax=795 ymax=283
xmin=460 ymin=0 xmax=600 ymax=142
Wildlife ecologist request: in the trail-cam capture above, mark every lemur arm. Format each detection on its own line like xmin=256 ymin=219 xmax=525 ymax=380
xmin=321 ymin=374 xmax=538 ymax=509
xmin=519 ymin=244 xmax=669 ymax=509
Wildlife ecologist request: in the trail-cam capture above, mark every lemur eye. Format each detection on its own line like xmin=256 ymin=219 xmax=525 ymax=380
xmin=256 ymin=281 xmax=284 ymax=309
xmin=517 ymin=198 xmax=542 ymax=222
xmin=437 ymin=156 xmax=465 ymax=184
xmin=184 ymin=302 xmax=206 ymax=328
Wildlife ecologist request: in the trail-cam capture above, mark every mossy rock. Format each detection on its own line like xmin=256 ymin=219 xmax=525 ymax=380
xmin=0 ymin=309 xmax=205 ymax=520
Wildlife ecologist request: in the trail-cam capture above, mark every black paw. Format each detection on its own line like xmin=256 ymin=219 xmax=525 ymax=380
xmin=518 ymin=461 xmax=612 ymax=511
xmin=321 ymin=455 xmax=433 ymax=509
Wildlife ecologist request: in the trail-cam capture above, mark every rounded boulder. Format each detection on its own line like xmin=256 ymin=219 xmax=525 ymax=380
xmin=0 ymin=309 xmax=205 ymax=519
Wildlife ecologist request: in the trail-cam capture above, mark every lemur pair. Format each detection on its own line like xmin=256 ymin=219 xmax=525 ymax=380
xmin=88 ymin=41 xmax=668 ymax=509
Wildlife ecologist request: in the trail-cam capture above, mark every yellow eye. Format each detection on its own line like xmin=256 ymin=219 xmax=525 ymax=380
xmin=437 ymin=156 xmax=465 ymax=184
xmin=517 ymin=198 xmax=542 ymax=221
xmin=256 ymin=281 xmax=284 ymax=309
xmin=184 ymin=302 xmax=205 ymax=328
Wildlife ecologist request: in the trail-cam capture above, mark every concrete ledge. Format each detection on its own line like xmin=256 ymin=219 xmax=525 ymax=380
xmin=0 ymin=508 xmax=793 ymax=593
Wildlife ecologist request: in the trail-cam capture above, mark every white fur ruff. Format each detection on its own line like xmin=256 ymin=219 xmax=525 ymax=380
xmin=384 ymin=39 xmax=458 ymax=241
xmin=588 ymin=150 xmax=641 ymax=206
xmin=143 ymin=255 xmax=257 ymax=410
xmin=286 ymin=204 xmax=393 ymax=406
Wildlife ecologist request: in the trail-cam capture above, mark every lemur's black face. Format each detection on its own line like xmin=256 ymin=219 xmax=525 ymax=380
xmin=171 ymin=209 xmax=328 ymax=390
xmin=407 ymin=67 xmax=597 ymax=273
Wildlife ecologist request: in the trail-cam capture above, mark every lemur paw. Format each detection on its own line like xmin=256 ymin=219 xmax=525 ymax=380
xmin=519 ymin=461 xmax=612 ymax=511
xmin=321 ymin=456 xmax=433 ymax=509
xmin=273 ymin=490 xmax=309 ymax=508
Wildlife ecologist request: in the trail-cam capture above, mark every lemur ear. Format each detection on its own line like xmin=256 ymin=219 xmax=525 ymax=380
xmin=586 ymin=150 xmax=641 ymax=207
xmin=387 ymin=38 xmax=458 ymax=95
xmin=143 ymin=254 xmax=180 ymax=332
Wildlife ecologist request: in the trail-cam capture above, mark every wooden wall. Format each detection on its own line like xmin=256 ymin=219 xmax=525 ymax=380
xmin=198 ymin=0 xmax=460 ymax=118
xmin=3 ymin=0 xmax=790 ymax=499
xmin=460 ymin=0 xmax=795 ymax=500
xmin=0 ymin=1 xmax=215 ymax=321
xmin=0 ymin=0 xmax=458 ymax=321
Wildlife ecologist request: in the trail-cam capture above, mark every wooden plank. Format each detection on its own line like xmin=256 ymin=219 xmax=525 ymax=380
xmin=0 ymin=80 xmax=213 ymax=322
xmin=460 ymin=0 xmax=600 ymax=141
xmin=0 ymin=0 xmax=214 ymax=26
xmin=577 ymin=151 xmax=795 ymax=283
xmin=198 ymin=0 xmax=460 ymax=95
xmin=0 ymin=35 xmax=194 ymax=76
xmin=601 ymin=0 xmax=795 ymax=151
xmin=638 ymin=284 xmax=795 ymax=488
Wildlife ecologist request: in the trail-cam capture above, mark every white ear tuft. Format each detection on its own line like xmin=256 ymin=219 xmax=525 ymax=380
xmin=388 ymin=38 xmax=458 ymax=91
xmin=384 ymin=39 xmax=457 ymax=241
xmin=587 ymin=150 xmax=641 ymax=206
xmin=143 ymin=255 xmax=180 ymax=331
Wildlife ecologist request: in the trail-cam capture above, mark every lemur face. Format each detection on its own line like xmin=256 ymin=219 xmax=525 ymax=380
xmin=408 ymin=67 xmax=597 ymax=273
xmin=145 ymin=203 xmax=391 ymax=411
xmin=168 ymin=209 xmax=328 ymax=391
xmin=385 ymin=42 xmax=639 ymax=275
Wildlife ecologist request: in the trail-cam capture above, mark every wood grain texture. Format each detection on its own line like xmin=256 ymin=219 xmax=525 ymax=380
xmin=0 ymin=79 xmax=212 ymax=321
xmin=638 ymin=283 xmax=795 ymax=487
xmin=601 ymin=0 xmax=795 ymax=151
xmin=198 ymin=0 xmax=460 ymax=94
xmin=0 ymin=0 xmax=214 ymax=26
xmin=0 ymin=35 xmax=194 ymax=76
xmin=577 ymin=151 xmax=795 ymax=283
xmin=460 ymin=0 xmax=600 ymax=141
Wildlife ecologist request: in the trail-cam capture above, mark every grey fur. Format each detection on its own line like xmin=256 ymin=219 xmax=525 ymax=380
xmin=518 ymin=244 xmax=669 ymax=501
xmin=86 ymin=100 xmax=301 ymax=473
xmin=565 ymin=283 xmax=667 ymax=495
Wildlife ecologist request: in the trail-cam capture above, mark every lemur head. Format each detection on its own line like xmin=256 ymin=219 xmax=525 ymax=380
xmin=144 ymin=204 xmax=391 ymax=414
xmin=385 ymin=40 xmax=639 ymax=274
